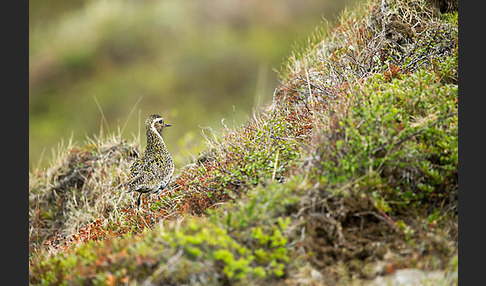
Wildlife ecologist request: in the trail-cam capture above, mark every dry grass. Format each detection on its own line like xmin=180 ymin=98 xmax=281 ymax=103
xmin=29 ymin=132 xmax=140 ymax=252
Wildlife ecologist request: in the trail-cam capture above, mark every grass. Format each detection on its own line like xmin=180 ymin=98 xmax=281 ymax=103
xmin=29 ymin=0 xmax=458 ymax=284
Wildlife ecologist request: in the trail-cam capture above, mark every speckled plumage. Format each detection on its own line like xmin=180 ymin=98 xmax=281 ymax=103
xmin=120 ymin=114 xmax=174 ymax=207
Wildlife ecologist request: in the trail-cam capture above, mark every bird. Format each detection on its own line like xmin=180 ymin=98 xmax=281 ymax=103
xmin=119 ymin=114 xmax=174 ymax=208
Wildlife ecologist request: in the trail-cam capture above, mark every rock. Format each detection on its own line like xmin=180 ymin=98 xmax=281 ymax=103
xmin=369 ymin=268 xmax=457 ymax=286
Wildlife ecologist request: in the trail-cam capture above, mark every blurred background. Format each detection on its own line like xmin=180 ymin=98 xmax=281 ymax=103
xmin=29 ymin=0 xmax=358 ymax=171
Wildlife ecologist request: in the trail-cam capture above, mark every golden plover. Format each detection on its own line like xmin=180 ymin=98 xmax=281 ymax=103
xmin=120 ymin=114 xmax=174 ymax=207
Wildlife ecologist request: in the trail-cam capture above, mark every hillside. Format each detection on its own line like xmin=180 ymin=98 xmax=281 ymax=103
xmin=29 ymin=0 xmax=458 ymax=284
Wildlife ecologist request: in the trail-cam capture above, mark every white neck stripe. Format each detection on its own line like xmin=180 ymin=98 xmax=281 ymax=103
xmin=151 ymin=118 xmax=164 ymax=142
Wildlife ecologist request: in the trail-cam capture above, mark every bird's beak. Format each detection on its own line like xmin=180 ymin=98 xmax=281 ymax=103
xmin=164 ymin=123 xmax=171 ymax=127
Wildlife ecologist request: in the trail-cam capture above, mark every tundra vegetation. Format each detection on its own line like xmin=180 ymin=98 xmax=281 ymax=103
xmin=29 ymin=0 xmax=458 ymax=284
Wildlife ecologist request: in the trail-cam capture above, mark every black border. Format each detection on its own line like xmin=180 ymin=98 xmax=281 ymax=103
xmin=458 ymin=1 xmax=480 ymax=285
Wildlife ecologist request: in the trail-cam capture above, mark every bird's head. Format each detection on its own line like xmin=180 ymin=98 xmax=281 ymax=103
xmin=146 ymin=114 xmax=171 ymax=134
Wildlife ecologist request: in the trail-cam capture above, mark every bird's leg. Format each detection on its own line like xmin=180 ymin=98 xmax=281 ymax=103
xmin=136 ymin=193 xmax=142 ymax=208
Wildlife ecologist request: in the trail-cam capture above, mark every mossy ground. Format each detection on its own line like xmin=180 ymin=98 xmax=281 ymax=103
xmin=29 ymin=0 xmax=458 ymax=284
